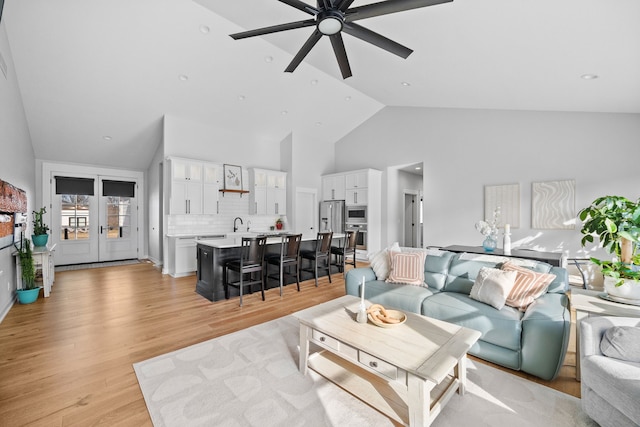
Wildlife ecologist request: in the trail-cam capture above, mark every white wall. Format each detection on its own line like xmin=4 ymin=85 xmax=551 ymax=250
xmin=335 ymin=106 xmax=640 ymax=258
xmin=0 ymin=23 xmax=36 ymax=320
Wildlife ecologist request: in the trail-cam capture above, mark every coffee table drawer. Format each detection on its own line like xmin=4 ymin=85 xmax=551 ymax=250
xmin=359 ymin=351 xmax=398 ymax=381
xmin=312 ymin=330 xmax=358 ymax=359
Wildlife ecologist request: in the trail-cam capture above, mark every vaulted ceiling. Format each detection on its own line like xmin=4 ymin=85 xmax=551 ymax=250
xmin=5 ymin=0 xmax=639 ymax=170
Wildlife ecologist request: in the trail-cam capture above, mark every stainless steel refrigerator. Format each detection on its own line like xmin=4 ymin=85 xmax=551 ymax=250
xmin=319 ymin=200 xmax=345 ymax=234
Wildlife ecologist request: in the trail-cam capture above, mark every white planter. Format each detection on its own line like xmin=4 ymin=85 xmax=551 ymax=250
xmin=604 ymin=276 xmax=640 ymax=300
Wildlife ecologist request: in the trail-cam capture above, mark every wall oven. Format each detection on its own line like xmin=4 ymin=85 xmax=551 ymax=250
xmin=346 ymin=223 xmax=367 ymax=250
xmin=346 ymin=205 xmax=367 ymax=224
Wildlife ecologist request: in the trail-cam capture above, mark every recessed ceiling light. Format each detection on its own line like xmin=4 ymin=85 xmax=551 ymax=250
xmin=415 ymin=166 xmax=421 ymax=170
xmin=315 ymin=121 xmax=322 ymax=126
xmin=401 ymin=81 xmax=411 ymax=87
xmin=199 ymin=25 xmax=210 ymax=34
xmin=264 ymin=56 xmax=274 ymax=63
xmin=311 ymin=79 xmax=318 ymax=85
xmin=281 ymin=110 xmax=288 ymax=115
xmin=345 ymin=96 xmax=352 ymax=101
xmin=102 ymin=136 xmax=112 ymax=141
xmin=178 ymin=74 xmax=189 ymax=81
xmin=581 ymin=74 xmax=599 ymax=80
xmin=238 ymin=95 xmax=246 ymax=101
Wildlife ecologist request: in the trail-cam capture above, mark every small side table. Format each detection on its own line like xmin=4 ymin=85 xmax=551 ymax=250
xmin=14 ymin=244 xmax=56 ymax=297
xmin=571 ymin=288 xmax=640 ymax=380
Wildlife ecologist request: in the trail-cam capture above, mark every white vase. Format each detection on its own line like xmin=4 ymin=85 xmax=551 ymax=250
xmin=603 ymin=276 xmax=640 ymax=301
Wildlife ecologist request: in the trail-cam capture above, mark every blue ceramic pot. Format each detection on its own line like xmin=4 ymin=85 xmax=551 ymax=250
xmin=32 ymin=234 xmax=48 ymax=247
xmin=17 ymin=288 xmax=41 ymax=304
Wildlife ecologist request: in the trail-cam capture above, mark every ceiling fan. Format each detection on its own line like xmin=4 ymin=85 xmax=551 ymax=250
xmin=230 ymin=0 xmax=453 ymax=79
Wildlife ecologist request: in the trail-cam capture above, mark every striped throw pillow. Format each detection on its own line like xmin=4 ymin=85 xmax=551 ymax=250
xmin=502 ymin=262 xmax=556 ymax=311
xmin=385 ymin=251 xmax=426 ymax=286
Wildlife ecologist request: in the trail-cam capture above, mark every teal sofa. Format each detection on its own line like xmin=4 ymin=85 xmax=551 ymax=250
xmin=345 ymin=250 xmax=571 ymax=381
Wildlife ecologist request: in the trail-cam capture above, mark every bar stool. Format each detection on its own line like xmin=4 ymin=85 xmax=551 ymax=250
xmin=331 ymin=229 xmax=358 ymax=274
xmin=300 ymin=231 xmax=333 ymax=287
xmin=223 ymin=236 xmax=267 ymax=306
xmin=264 ymin=233 xmax=302 ymax=296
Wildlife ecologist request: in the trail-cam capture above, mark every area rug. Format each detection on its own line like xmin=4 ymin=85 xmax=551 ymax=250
xmin=134 ymin=315 xmax=597 ymax=427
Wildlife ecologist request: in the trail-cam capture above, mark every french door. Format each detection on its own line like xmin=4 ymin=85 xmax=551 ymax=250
xmin=52 ymin=175 xmax=138 ymax=265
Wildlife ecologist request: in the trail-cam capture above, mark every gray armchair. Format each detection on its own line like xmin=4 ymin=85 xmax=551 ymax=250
xmin=580 ymin=316 xmax=640 ymax=427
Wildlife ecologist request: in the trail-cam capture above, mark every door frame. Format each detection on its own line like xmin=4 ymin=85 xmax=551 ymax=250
xmin=42 ymin=162 xmax=145 ymax=266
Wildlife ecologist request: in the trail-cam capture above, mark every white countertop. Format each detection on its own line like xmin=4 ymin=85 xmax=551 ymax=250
xmin=197 ymin=232 xmax=345 ymax=249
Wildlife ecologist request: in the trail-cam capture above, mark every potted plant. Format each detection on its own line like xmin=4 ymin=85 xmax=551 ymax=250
xmin=14 ymin=238 xmax=41 ymax=304
xmin=32 ymin=207 xmax=49 ymax=247
xmin=275 ymin=218 xmax=283 ymax=230
xmin=579 ymin=195 xmax=640 ymax=300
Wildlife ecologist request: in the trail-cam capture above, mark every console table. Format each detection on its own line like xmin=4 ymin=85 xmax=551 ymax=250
xmin=442 ymin=245 xmax=565 ymax=267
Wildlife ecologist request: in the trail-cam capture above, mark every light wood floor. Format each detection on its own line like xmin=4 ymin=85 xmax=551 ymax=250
xmin=0 ymin=261 xmax=580 ymax=426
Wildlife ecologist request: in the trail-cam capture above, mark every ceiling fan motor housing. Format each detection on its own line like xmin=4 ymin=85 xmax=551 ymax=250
xmin=317 ymin=10 xmax=345 ymax=35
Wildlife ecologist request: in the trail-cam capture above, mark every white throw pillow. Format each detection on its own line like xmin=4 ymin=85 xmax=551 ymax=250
xmin=368 ymin=242 xmax=400 ymax=280
xmin=470 ymin=267 xmax=518 ymax=310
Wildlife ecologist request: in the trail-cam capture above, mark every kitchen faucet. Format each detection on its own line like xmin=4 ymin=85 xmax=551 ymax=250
xmin=233 ymin=217 xmax=243 ymax=233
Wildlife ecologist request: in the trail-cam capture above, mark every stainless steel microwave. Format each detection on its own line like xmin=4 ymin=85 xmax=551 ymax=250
xmin=346 ymin=205 xmax=367 ymax=223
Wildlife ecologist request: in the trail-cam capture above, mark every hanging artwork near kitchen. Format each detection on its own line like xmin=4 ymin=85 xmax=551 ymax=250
xmin=223 ymin=164 xmax=243 ymax=191
xmin=0 ymin=178 xmax=28 ymax=249
xmin=532 ymin=179 xmax=575 ymax=229
xmin=484 ymin=183 xmax=520 ymax=228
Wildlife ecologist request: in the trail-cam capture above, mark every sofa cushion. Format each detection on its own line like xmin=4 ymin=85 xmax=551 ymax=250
xmin=422 ymin=292 xmax=523 ymax=351
xmin=470 ymin=267 xmax=517 ymax=310
xmin=423 ymin=250 xmax=456 ymax=291
xmin=386 ymin=251 xmax=427 ymax=286
xmin=368 ymin=242 xmax=400 ymax=280
xmin=502 ymin=262 xmax=556 ymax=311
xmin=600 ymin=326 xmax=640 ymax=363
xmin=364 ymin=279 xmax=436 ymax=313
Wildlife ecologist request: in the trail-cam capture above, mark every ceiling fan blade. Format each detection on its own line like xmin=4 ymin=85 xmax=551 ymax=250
xmin=345 ymin=0 xmax=452 ymax=22
xmin=343 ymin=22 xmax=412 ymax=58
xmin=285 ymin=30 xmax=323 ymax=73
xmin=230 ymin=19 xmax=316 ymax=40
xmin=329 ymin=33 xmax=352 ymax=79
xmin=279 ymin=0 xmax=318 ymax=15
xmin=336 ymin=0 xmax=356 ymax=12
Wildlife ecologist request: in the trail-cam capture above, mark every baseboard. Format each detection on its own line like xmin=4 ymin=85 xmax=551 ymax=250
xmin=0 ymin=297 xmax=16 ymax=324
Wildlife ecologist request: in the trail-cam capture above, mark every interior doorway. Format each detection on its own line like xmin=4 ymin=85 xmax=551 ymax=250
xmin=403 ymin=191 xmax=422 ymax=248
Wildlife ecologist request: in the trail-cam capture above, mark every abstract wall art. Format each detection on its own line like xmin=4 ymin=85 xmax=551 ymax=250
xmin=531 ymin=179 xmax=575 ymax=229
xmin=484 ymin=183 xmax=520 ymax=228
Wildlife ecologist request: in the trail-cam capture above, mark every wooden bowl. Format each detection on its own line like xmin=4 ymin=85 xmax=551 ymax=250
xmin=367 ymin=309 xmax=407 ymax=328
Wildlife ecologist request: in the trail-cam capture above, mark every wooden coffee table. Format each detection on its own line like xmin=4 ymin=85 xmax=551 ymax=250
xmin=294 ymin=295 xmax=481 ymax=427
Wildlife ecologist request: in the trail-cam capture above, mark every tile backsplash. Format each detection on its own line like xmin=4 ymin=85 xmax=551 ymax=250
xmin=167 ymin=193 xmax=287 ymax=236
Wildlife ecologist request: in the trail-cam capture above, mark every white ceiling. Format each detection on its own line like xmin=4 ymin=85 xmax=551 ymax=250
xmin=5 ymin=0 xmax=639 ymax=171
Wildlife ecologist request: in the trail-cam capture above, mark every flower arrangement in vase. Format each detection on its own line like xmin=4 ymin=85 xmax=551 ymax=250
xmin=475 ymin=207 xmax=500 ymax=252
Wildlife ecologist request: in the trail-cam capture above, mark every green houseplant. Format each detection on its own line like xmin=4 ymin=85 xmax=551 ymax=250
xmin=14 ymin=238 xmax=40 ymax=304
xmin=32 ymin=207 xmax=49 ymax=247
xmin=579 ymin=195 xmax=640 ymax=299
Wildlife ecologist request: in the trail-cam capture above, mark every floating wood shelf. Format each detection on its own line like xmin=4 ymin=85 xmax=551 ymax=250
xmin=219 ymin=189 xmax=249 ymax=197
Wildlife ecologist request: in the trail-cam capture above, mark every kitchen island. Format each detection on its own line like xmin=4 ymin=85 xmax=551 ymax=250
xmin=196 ymin=233 xmax=345 ymax=302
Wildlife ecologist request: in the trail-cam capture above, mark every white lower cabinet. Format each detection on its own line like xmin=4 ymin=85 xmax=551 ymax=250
xmin=173 ymin=237 xmax=197 ymax=277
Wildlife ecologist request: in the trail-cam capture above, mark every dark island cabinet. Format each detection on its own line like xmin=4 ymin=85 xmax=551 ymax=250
xmin=196 ymin=244 xmax=215 ymax=301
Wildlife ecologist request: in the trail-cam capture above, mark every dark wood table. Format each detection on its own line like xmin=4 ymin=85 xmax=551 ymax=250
xmin=442 ymin=245 xmax=564 ymax=267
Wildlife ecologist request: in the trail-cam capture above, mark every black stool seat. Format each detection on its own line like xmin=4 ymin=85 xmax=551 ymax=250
xmin=265 ymin=234 xmax=302 ymax=296
xmin=300 ymin=231 xmax=333 ymax=287
xmin=331 ymin=229 xmax=358 ymax=274
xmin=223 ymin=236 xmax=267 ymax=306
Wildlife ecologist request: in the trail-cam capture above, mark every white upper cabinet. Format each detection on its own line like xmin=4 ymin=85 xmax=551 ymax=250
xmin=322 ymin=174 xmax=346 ymax=201
xmin=168 ymin=157 xmax=220 ymax=215
xmin=345 ymin=171 xmax=368 ymax=189
xmin=249 ymin=168 xmax=287 ymax=215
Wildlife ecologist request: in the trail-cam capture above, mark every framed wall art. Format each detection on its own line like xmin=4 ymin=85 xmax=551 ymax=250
xmin=532 ymin=179 xmax=575 ymax=229
xmin=484 ymin=183 xmax=520 ymax=228
xmin=223 ymin=164 xmax=243 ymax=191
